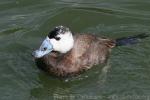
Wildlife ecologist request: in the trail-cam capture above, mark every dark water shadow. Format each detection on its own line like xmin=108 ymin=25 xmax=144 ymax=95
xmin=30 ymin=61 xmax=112 ymax=100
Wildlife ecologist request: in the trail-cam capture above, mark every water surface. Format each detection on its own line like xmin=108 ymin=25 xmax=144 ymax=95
xmin=0 ymin=0 xmax=150 ymax=100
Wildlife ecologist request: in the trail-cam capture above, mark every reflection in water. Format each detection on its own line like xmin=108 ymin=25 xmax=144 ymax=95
xmin=30 ymin=60 xmax=112 ymax=100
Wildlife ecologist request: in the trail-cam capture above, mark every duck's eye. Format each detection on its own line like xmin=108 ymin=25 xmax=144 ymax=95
xmin=43 ymin=47 xmax=47 ymax=51
xmin=55 ymin=37 xmax=60 ymax=41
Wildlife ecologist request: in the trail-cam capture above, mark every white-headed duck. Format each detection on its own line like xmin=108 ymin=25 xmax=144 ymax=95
xmin=32 ymin=26 xmax=148 ymax=77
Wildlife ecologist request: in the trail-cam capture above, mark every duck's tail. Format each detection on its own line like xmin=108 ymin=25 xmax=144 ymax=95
xmin=115 ymin=33 xmax=149 ymax=46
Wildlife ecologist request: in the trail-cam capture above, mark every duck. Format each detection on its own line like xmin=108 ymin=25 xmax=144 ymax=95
xmin=32 ymin=26 xmax=149 ymax=77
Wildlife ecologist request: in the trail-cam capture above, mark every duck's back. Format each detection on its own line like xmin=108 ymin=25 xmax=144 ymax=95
xmin=36 ymin=34 xmax=115 ymax=77
xmin=67 ymin=34 xmax=115 ymax=70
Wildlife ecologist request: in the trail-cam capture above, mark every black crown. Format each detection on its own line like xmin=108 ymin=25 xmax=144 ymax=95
xmin=48 ymin=26 xmax=69 ymax=39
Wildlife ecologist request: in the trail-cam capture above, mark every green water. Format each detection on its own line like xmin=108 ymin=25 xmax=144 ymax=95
xmin=0 ymin=0 xmax=150 ymax=100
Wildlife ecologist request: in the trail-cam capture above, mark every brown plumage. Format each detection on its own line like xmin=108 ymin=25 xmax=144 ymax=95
xmin=33 ymin=26 xmax=148 ymax=77
xmin=35 ymin=34 xmax=115 ymax=77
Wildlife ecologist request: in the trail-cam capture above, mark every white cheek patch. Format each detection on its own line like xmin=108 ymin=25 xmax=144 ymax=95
xmin=49 ymin=32 xmax=74 ymax=53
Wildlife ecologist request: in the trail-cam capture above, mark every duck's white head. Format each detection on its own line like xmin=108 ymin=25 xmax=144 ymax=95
xmin=32 ymin=26 xmax=74 ymax=58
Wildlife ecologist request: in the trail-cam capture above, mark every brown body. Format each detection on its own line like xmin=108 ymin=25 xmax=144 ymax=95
xmin=35 ymin=34 xmax=115 ymax=77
